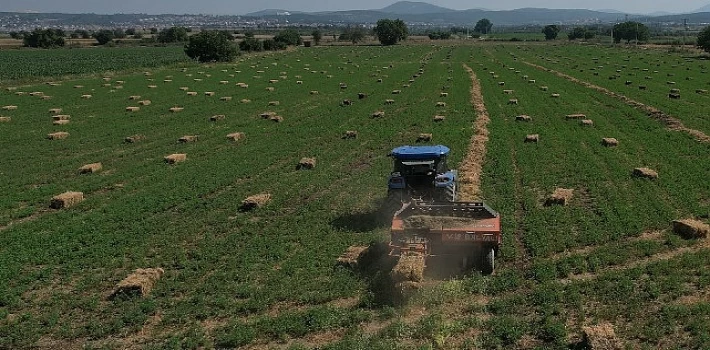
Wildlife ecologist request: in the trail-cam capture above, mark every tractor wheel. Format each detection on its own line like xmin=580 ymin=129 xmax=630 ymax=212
xmin=481 ymin=247 xmax=495 ymax=275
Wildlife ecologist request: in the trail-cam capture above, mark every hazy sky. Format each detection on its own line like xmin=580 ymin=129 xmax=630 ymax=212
xmin=2 ymin=0 xmax=708 ymax=15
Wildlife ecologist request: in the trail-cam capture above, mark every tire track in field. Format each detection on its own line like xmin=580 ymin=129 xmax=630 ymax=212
xmin=558 ymin=236 xmax=710 ymax=285
xmin=521 ymin=60 xmax=710 ymax=144
xmin=546 ymin=230 xmax=665 ymax=261
xmin=459 ymin=64 xmax=491 ymax=201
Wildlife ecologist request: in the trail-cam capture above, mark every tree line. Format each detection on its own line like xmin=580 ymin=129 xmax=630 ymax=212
xmin=11 ymin=19 xmax=710 ymax=62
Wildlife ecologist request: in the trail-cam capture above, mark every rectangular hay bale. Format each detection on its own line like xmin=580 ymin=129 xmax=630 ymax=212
xmin=79 ymin=162 xmax=102 ymax=174
xmin=546 ymin=188 xmax=574 ymax=206
xmin=391 ymin=254 xmax=425 ymax=282
xmin=240 ymin=193 xmax=271 ymax=211
xmin=125 ymin=134 xmax=146 ymax=143
xmin=672 ymin=219 xmax=710 ymax=239
xmin=110 ymin=268 xmax=164 ymax=299
xmin=47 ymin=132 xmax=69 ymax=140
xmin=632 ymin=167 xmax=658 ymax=179
xmin=601 ymin=138 xmax=619 ymax=147
xmin=50 ymin=191 xmax=84 ymax=209
xmin=226 ymin=132 xmax=245 ymax=141
xmin=164 ymin=153 xmax=187 ymax=164
xmin=336 ymin=245 xmax=369 ymax=269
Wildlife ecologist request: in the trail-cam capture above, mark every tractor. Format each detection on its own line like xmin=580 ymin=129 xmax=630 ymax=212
xmin=387 ymin=145 xmax=457 ymax=204
xmin=387 ymin=145 xmax=501 ymax=275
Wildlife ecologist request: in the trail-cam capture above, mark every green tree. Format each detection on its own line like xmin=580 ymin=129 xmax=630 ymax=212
xmin=92 ymin=29 xmax=115 ymax=45
xmin=698 ymin=26 xmax=710 ymax=53
xmin=273 ymin=29 xmax=303 ymax=46
xmin=113 ymin=28 xmax=126 ymax=39
xmin=184 ymin=30 xmax=238 ymax=63
xmin=339 ymin=27 xmax=366 ymax=44
xmin=23 ymin=28 xmax=65 ymax=48
xmin=157 ymin=26 xmax=189 ymax=43
xmin=311 ymin=29 xmax=322 ymax=45
xmin=263 ymin=38 xmax=287 ymax=51
xmin=125 ymin=28 xmax=136 ymax=36
xmin=612 ymin=21 xmax=649 ymax=44
xmin=239 ymin=35 xmax=263 ymax=52
xmin=567 ymin=27 xmax=587 ymax=40
xmin=427 ymin=30 xmax=451 ymax=40
xmin=474 ymin=18 xmax=493 ymax=34
xmin=71 ymin=29 xmax=90 ymax=39
xmin=542 ymin=25 xmax=560 ymax=40
xmin=374 ymin=18 xmax=408 ymax=46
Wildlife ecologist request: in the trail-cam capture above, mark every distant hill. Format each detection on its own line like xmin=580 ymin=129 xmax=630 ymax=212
xmin=644 ymin=11 xmax=710 ymax=23
xmin=695 ymin=3 xmax=710 ymax=12
xmin=246 ymin=7 xmax=626 ymax=25
xmin=379 ymin=1 xmax=455 ymax=15
xmin=244 ymin=9 xmax=303 ymax=16
xmin=5 ymin=1 xmax=710 ymax=29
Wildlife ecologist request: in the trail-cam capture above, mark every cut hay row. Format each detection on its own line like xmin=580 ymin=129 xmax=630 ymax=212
xmin=458 ymin=64 xmax=492 ymax=201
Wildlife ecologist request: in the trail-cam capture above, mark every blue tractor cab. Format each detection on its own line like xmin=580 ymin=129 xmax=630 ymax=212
xmin=388 ymin=145 xmax=457 ymax=202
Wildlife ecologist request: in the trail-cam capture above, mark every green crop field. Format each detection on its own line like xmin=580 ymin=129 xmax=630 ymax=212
xmin=0 ymin=46 xmax=191 ymax=83
xmin=0 ymin=42 xmax=709 ymax=349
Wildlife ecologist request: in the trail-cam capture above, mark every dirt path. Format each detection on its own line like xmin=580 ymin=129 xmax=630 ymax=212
xmin=521 ymin=61 xmax=710 ymax=144
xmin=459 ymin=64 xmax=492 ymax=201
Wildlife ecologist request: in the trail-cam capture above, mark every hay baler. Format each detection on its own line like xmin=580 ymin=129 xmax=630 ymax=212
xmin=387 ymin=145 xmax=501 ymax=275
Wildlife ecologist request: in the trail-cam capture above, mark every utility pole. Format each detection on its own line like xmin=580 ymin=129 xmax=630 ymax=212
xmin=683 ymin=18 xmax=689 ymax=46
